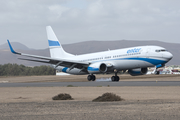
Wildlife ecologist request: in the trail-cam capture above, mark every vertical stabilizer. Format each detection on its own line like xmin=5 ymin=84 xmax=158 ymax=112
xmin=46 ymin=26 xmax=74 ymax=58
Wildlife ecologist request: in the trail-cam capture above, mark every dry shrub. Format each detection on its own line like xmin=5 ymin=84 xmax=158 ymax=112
xmin=52 ymin=93 xmax=74 ymax=100
xmin=92 ymin=92 xmax=124 ymax=102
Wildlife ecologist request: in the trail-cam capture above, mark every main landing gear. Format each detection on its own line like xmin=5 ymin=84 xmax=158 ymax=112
xmin=111 ymin=71 xmax=120 ymax=82
xmin=87 ymin=70 xmax=120 ymax=82
xmin=87 ymin=74 xmax=96 ymax=81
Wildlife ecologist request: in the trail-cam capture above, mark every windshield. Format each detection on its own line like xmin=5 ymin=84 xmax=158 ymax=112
xmin=155 ymin=49 xmax=168 ymax=52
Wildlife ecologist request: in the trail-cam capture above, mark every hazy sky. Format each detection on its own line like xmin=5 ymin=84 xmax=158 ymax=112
xmin=1 ymin=0 xmax=180 ymax=49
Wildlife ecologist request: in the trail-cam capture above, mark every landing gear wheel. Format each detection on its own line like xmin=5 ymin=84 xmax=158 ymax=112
xmin=111 ymin=76 xmax=120 ymax=82
xmin=116 ymin=76 xmax=120 ymax=81
xmin=87 ymin=75 xmax=96 ymax=81
xmin=155 ymin=71 xmax=160 ymax=75
xmin=87 ymin=75 xmax=92 ymax=81
xmin=111 ymin=76 xmax=115 ymax=81
xmin=92 ymin=75 xmax=96 ymax=81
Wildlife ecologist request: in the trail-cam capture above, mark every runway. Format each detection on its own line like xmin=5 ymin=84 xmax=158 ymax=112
xmin=0 ymin=81 xmax=180 ymax=87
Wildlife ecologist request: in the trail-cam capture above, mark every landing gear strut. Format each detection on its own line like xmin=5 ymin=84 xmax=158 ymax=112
xmin=87 ymin=74 xmax=96 ymax=81
xmin=111 ymin=70 xmax=120 ymax=82
xmin=154 ymin=66 xmax=160 ymax=75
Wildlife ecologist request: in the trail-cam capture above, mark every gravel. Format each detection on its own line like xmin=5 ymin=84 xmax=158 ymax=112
xmin=0 ymin=100 xmax=180 ymax=120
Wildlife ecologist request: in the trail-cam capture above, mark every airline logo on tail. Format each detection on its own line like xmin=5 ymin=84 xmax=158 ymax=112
xmin=48 ymin=40 xmax=60 ymax=46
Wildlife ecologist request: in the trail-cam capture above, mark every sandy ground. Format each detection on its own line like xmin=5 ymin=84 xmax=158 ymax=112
xmin=0 ymin=75 xmax=180 ymax=119
xmin=0 ymin=86 xmax=180 ymax=103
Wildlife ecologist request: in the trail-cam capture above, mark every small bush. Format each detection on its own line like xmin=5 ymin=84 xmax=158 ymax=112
xmin=52 ymin=93 xmax=74 ymax=100
xmin=92 ymin=92 xmax=123 ymax=102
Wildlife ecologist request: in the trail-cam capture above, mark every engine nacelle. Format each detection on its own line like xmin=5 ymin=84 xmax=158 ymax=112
xmin=128 ymin=68 xmax=148 ymax=76
xmin=87 ymin=62 xmax=107 ymax=74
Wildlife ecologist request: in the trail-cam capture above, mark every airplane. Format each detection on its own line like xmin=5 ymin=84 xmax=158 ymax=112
xmin=7 ymin=26 xmax=173 ymax=82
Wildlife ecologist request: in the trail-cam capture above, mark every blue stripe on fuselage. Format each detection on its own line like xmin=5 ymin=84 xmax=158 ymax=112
xmin=48 ymin=40 xmax=60 ymax=46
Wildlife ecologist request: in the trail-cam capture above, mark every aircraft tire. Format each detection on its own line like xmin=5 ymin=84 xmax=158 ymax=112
xmin=111 ymin=76 xmax=120 ymax=82
xmin=87 ymin=75 xmax=92 ymax=81
xmin=92 ymin=75 xmax=96 ymax=81
xmin=111 ymin=76 xmax=115 ymax=81
xmin=116 ymin=76 xmax=120 ymax=81
xmin=155 ymin=71 xmax=160 ymax=75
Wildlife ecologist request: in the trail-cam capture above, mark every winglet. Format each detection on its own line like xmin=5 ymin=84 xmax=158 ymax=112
xmin=7 ymin=40 xmax=21 ymax=55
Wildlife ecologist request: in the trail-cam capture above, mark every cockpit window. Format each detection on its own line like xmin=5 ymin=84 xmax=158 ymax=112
xmin=155 ymin=49 xmax=168 ymax=52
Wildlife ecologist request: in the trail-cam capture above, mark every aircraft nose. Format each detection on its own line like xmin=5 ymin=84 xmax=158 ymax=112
xmin=167 ymin=52 xmax=173 ymax=60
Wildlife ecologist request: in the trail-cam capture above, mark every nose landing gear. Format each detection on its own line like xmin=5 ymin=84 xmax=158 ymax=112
xmin=154 ymin=66 xmax=160 ymax=75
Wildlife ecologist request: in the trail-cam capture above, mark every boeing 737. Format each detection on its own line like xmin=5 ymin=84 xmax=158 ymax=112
xmin=7 ymin=26 xmax=173 ymax=81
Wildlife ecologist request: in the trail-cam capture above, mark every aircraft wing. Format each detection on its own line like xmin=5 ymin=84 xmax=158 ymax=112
xmin=7 ymin=40 xmax=90 ymax=69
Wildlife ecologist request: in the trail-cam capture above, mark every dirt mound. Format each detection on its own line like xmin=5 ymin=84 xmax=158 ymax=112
xmin=52 ymin=93 xmax=74 ymax=100
xmin=92 ymin=92 xmax=123 ymax=102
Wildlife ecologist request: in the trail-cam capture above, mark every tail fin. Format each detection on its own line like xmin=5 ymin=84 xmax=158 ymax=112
xmin=46 ymin=26 xmax=74 ymax=58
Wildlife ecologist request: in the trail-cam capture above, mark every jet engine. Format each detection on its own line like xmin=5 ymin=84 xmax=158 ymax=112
xmin=128 ymin=68 xmax=148 ymax=76
xmin=87 ymin=62 xmax=107 ymax=74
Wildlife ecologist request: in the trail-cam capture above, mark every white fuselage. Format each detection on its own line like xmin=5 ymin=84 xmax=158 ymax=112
xmin=55 ymin=45 xmax=173 ymax=75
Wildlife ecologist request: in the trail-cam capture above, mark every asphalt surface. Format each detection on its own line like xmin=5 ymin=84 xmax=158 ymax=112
xmin=0 ymin=81 xmax=180 ymax=87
